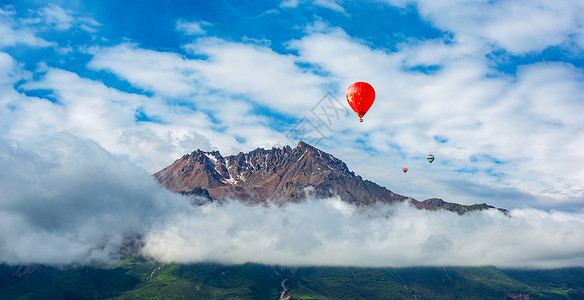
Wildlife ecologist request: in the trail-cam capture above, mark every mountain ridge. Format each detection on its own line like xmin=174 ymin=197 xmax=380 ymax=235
xmin=154 ymin=141 xmax=506 ymax=213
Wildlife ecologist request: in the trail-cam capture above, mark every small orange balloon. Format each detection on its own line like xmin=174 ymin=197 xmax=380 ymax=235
xmin=403 ymin=168 xmax=408 ymax=173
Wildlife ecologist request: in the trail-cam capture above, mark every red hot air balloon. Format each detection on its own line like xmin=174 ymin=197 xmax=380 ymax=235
xmin=346 ymin=82 xmax=375 ymax=122
xmin=403 ymin=167 xmax=408 ymax=173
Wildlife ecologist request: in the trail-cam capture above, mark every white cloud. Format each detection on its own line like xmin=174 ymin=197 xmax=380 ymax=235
xmin=279 ymin=0 xmax=345 ymax=13
xmin=14 ymin=67 xmax=146 ymax=147
xmin=0 ymin=52 xmax=33 ymax=135
xmin=37 ymin=4 xmax=76 ymax=30
xmin=0 ymin=4 xmax=100 ymax=49
xmin=88 ymin=43 xmax=202 ymax=97
xmin=0 ymin=6 xmax=55 ymax=48
xmin=144 ymin=198 xmax=584 ymax=268
xmin=89 ymin=40 xmax=329 ymax=115
xmin=176 ymin=19 xmax=211 ymax=35
xmin=280 ymin=0 xmax=300 ymax=8
xmin=12 ymin=69 xmax=213 ymax=171
xmin=383 ymin=0 xmax=584 ymax=53
xmin=314 ymin=0 xmax=345 ymax=13
xmin=183 ymin=37 xmax=328 ymax=114
xmin=32 ymin=4 xmax=101 ymax=32
xmin=0 ymin=134 xmax=187 ymax=265
xmin=6 ymin=60 xmax=283 ymax=172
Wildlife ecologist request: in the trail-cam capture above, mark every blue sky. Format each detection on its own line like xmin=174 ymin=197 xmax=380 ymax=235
xmin=1 ymin=0 xmax=584 ymax=212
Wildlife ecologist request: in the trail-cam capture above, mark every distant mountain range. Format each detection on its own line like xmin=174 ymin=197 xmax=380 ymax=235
xmin=155 ymin=141 xmax=507 ymax=214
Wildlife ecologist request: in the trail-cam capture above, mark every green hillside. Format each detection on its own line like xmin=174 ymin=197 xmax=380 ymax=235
xmin=1 ymin=257 xmax=583 ymax=299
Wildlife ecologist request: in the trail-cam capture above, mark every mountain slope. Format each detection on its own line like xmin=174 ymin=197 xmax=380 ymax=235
xmin=422 ymin=198 xmax=510 ymax=215
xmin=2 ymin=259 xmax=583 ymax=299
xmin=154 ymin=141 xmax=430 ymax=209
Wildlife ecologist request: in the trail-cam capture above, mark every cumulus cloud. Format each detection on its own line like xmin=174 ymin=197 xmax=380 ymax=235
xmin=383 ymin=0 xmax=584 ymax=53
xmin=0 ymin=133 xmax=187 ymax=265
xmin=143 ymin=198 xmax=584 ymax=268
xmin=0 ymin=55 xmax=284 ymax=173
xmin=89 ymin=39 xmax=328 ymax=116
xmin=88 ymin=43 xmax=202 ymax=98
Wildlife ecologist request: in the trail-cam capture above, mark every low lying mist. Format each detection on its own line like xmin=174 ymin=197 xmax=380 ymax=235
xmin=144 ymin=198 xmax=584 ymax=268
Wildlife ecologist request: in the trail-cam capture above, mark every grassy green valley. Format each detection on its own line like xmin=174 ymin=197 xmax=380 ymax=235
xmin=1 ymin=256 xmax=584 ymax=299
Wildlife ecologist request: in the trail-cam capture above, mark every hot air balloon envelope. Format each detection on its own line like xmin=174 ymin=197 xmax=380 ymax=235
xmin=402 ymin=167 xmax=408 ymax=173
xmin=346 ymin=82 xmax=375 ymax=122
xmin=427 ymin=154 xmax=435 ymax=163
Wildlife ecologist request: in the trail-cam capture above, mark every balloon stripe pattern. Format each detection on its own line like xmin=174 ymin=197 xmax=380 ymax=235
xmin=427 ymin=154 xmax=435 ymax=163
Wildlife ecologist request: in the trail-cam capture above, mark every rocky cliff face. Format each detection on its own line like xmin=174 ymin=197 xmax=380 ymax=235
xmin=422 ymin=198 xmax=509 ymax=215
xmin=154 ymin=141 xmax=430 ymax=209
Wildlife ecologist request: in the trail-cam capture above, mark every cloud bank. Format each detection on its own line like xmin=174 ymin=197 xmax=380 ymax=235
xmin=1 ymin=134 xmax=583 ymax=268
xmin=0 ymin=134 xmax=187 ymax=265
xmin=144 ymin=198 xmax=584 ymax=269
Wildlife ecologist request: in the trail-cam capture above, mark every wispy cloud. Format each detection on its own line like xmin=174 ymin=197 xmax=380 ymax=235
xmin=176 ymin=19 xmax=211 ymax=35
xmin=21 ymin=4 xmax=101 ymax=33
xmin=280 ymin=0 xmax=346 ymax=13
xmin=314 ymin=0 xmax=345 ymax=13
xmin=280 ymin=0 xmax=300 ymax=8
xmin=36 ymin=4 xmax=76 ymax=30
xmin=0 ymin=6 xmax=54 ymax=48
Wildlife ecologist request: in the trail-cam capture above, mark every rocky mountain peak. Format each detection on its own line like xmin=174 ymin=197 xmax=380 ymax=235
xmin=154 ymin=142 xmax=506 ymax=213
xmin=154 ymin=142 xmax=429 ymax=208
xmin=422 ymin=198 xmax=446 ymax=208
